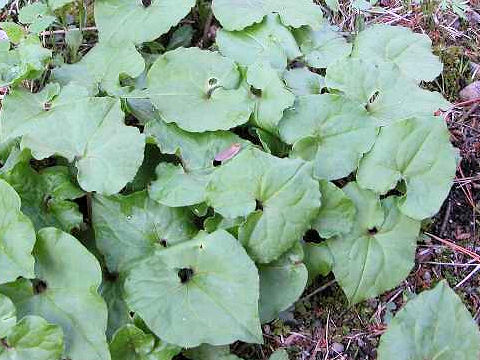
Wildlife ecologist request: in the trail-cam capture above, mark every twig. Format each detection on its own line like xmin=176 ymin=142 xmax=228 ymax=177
xmin=440 ymin=200 xmax=451 ymax=235
xmin=323 ymin=311 xmax=330 ymax=360
xmin=39 ymin=26 xmax=97 ymax=36
xmin=455 ymin=265 xmax=480 ymax=288
xmin=426 ymin=232 xmax=480 ymax=262
xmin=299 ymin=280 xmax=336 ymax=302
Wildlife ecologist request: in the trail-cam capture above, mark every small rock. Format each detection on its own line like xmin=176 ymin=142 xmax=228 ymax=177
xmin=459 ymin=81 xmax=480 ymax=101
xmin=423 ymin=271 xmax=431 ymax=282
xmin=0 ymin=30 xmax=8 ymax=42
xmin=331 ymin=342 xmax=345 ymax=353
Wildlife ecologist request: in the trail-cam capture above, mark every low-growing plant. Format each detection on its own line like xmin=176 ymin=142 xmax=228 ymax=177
xmin=0 ymin=0 xmax=479 ymax=359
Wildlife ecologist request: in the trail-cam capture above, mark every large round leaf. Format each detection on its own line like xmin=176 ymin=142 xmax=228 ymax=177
xmin=0 ymin=179 xmax=35 ymax=284
xmin=378 ymin=281 xmax=480 ymax=360
xmin=124 ymin=230 xmax=263 ymax=347
xmin=327 ymin=183 xmax=420 ymax=304
xmin=279 ymin=94 xmax=377 ymax=180
xmin=147 ymin=47 xmax=254 ymax=132
xmin=283 ymin=67 xmax=325 ymax=96
xmin=206 ymin=147 xmax=321 ymax=263
xmin=0 ymin=228 xmax=110 ymax=360
xmin=357 ymin=116 xmax=457 ymax=220
xmin=212 ymin=0 xmax=323 ymax=31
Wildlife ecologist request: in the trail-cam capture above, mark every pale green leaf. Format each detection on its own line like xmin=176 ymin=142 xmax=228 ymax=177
xmin=325 ymin=0 xmax=339 ymax=11
xmin=124 ymin=230 xmax=263 ymax=347
xmin=302 ymin=242 xmax=333 ymax=284
xmin=378 ymin=281 xmax=480 ymax=360
xmin=1 ymin=84 xmax=145 ymax=195
xmin=93 ymin=190 xmax=198 ymax=273
xmin=0 ymin=36 xmax=51 ymax=87
xmin=357 ymin=116 xmax=457 ymax=220
xmin=246 ymin=62 xmax=295 ymax=134
xmin=0 ymin=315 xmax=63 ymax=360
xmin=352 ymin=24 xmax=442 ymax=83
xmin=0 ymin=294 xmax=16 ymax=337
xmin=147 ymin=47 xmax=254 ymax=132
xmin=95 ymin=0 xmax=195 ymax=45
xmin=253 ymin=127 xmax=290 ymax=157
xmin=283 ymin=67 xmax=325 ymax=96
xmin=325 ymin=58 xmax=449 ymax=126
xmin=313 ymin=181 xmax=356 ymax=238
xmin=270 ymin=349 xmax=289 ymax=360
xmin=279 ymin=94 xmax=377 ymax=180
xmin=18 ymin=3 xmax=55 ymax=34
xmin=48 ymin=0 xmax=75 ymax=10
xmin=212 ymin=0 xmax=323 ymax=31
xmin=327 ymin=183 xmax=420 ymax=304
xmin=1 ymin=163 xmax=84 ymax=231
xmin=207 ymin=147 xmax=321 ymax=263
xmin=109 ymin=324 xmax=181 ymax=360
xmin=0 ymin=228 xmax=110 ymax=360
xmin=184 ymin=345 xmax=242 ymax=360
xmin=216 ymin=14 xmax=301 ymax=70
xmin=0 ymin=179 xmax=35 ymax=284
xmin=259 ymin=243 xmax=308 ymax=323
xmin=294 ymin=25 xmax=351 ymax=68
xmin=52 ymin=41 xmax=145 ymax=96
xmin=0 ymin=22 xmax=26 ymax=44
xmin=167 ymin=25 xmax=194 ymax=51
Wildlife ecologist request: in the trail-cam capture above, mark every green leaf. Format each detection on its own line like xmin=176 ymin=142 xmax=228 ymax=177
xmin=279 ymin=94 xmax=377 ymax=180
xmin=1 ymin=163 xmax=84 ymax=231
xmin=0 ymin=36 xmax=51 ymax=87
xmin=147 ymin=47 xmax=255 ymax=132
xmin=357 ymin=116 xmax=457 ymax=220
xmin=0 ymin=228 xmax=110 ymax=360
xmin=184 ymin=345 xmax=242 ymax=360
xmin=0 ymin=294 xmax=16 ymax=337
xmin=327 ymin=183 xmax=420 ymax=304
xmin=302 ymin=242 xmax=333 ymax=284
xmin=294 ymin=25 xmax=351 ymax=68
xmin=207 ymin=147 xmax=321 ymax=263
xmin=0 ymin=179 xmax=35 ymax=284
xmin=95 ymin=0 xmax=195 ymax=45
xmin=48 ymin=0 xmax=75 ymax=11
xmin=99 ymin=276 xmax=133 ymax=340
xmin=325 ymin=0 xmax=339 ymax=11
xmin=377 ymin=281 xmax=480 ymax=360
xmin=52 ymin=42 xmax=145 ymax=96
xmin=253 ymin=127 xmax=290 ymax=157
xmin=0 ymin=22 xmax=26 ymax=44
xmin=269 ymin=349 xmax=289 ymax=360
xmin=212 ymin=0 xmax=323 ymax=31
xmin=313 ymin=181 xmax=356 ymax=238
xmin=1 ymin=84 xmax=145 ymax=195
xmin=246 ymin=61 xmax=295 ymax=134
xmin=216 ymin=14 xmax=301 ymax=70
xmin=18 ymin=3 xmax=56 ymax=34
xmin=258 ymin=243 xmax=308 ymax=323
xmin=124 ymin=230 xmax=263 ymax=347
xmin=283 ymin=67 xmax=325 ymax=96
xmin=109 ymin=324 xmax=181 ymax=360
xmin=352 ymin=24 xmax=442 ymax=83
xmin=167 ymin=25 xmax=194 ymax=51
xmin=325 ymin=58 xmax=449 ymax=126
xmin=92 ymin=190 xmax=198 ymax=273
xmin=0 ymin=315 xmax=64 ymax=360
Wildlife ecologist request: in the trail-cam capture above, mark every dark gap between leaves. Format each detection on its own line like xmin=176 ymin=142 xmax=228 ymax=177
xmin=303 ymin=229 xmax=325 ymax=243
xmin=33 ymin=279 xmax=48 ymax=294
xmin=178 ymin=268 xmax=194 ymax=284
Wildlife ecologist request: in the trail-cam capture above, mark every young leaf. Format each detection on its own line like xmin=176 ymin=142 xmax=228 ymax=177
xmin=216 ymin=14 xmax=301 ymax=70
xmin=53 ymin=41 xmax=145 ymax=96
xmin=109 ymin=324 xmax=181 ymax=360
xmin=184 ymin=344 xmax=242 ymax=360
xmin=246 ymin=61 xmax=295 ymax=134
xmin=0 ymin=315 xmax=64 ymax=360
xmin=279 ymin=94 xmax=377 ymax=180
xmin=92 ymin=190 xmax=198 ymax=273
xmin=95 ymin=0 xmax=195 ymax=45
xmin=327 ymin=183 xmax=420 ymax=304
xmin=147 ymin=47 xmax=255 ymax=132
xmin=0 ymin=228 xmax=110 ymax=360
xmin=283 ymin=67 xmax=325 ymax=96
xmin=1 ymin=84 xmax=145 ymax=195
xmin=124 ymin=230 xmax=263 ymax=347
xmin=313 ymin=181 xmax=356 ymax=238
xmin=352 ymin=24 xmax=442 ymax=83
xmin=0 ymin=22 xmax=25 ymax=44
xmin=207 ymin=147 xmax=321 ymax=263
xmin=302 ymin=242 xmax=333 ymax=284
xmin=258 ymin=243 xmax=308 ymax=323
xmin=212 ymin=0 xmax=323 ymax=31
xmin=377 ymin=281 xmax=480 ymax=360
xmin=294 ymin=25 xmax=352 ymax=69
xmin=0 ymin=294 xmax=16 ymax=337
xmin=1 ymin=163 xmax=84 ymax=231
xmin=325 ymin=58 xmax=449 ymax=126
xmin=357 ymin=116 xmax=457 ymax=220
xmin=0 ymin=179 xmax=35 ymax=284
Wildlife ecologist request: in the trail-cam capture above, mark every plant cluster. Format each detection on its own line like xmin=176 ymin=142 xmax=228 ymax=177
xmin=0 ymin=0 xmax=479 ymax=359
